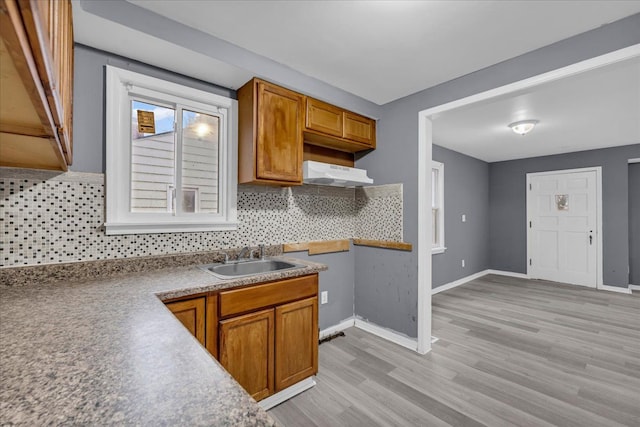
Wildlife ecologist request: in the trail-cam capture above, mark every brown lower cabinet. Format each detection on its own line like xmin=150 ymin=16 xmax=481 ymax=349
xmin=274 ymin=296 xmax=318 ymax=392
xmin=165 ymin=297 xmax=206 ymax=346
xmin=219 ymin=308 xmax=274 ymax=401
xmin=164 ymin=273 xmax=318 ymax=402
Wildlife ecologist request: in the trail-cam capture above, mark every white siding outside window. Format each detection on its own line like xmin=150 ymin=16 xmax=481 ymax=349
xmin=105 ymin=66 xmax=237 ymax=235
xmin=432 ymin=161 xmax=445 ymax=254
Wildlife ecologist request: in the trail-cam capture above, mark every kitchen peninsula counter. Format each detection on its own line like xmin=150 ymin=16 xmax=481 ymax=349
xmin=0 ymin=257 xmax=326 ymax=425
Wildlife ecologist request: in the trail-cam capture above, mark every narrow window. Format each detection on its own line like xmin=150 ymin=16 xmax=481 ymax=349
xmin=432 ymin=161 xmax=445 ymax=253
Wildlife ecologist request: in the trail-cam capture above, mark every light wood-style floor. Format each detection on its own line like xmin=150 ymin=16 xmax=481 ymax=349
xmin=269 ymin=274 xmax=640 ymax=426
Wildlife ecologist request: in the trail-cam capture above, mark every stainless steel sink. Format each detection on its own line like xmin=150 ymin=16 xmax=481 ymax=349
xmin=198 ymin=259 xmax=304 ymax=279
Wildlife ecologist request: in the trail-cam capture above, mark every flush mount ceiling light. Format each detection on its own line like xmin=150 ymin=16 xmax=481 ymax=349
xmin=509 ymin=120 xmax=539 ymax=135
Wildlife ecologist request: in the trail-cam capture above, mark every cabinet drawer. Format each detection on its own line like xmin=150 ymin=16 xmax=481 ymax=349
xmin=219 ymin=274 xmax=318 ymax=318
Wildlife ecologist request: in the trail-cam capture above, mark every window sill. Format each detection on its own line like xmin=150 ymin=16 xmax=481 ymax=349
xmin=432 ymin=246 xmax=446 ymax=255
xmin=104 ymin=222 xmax=238 ymax=235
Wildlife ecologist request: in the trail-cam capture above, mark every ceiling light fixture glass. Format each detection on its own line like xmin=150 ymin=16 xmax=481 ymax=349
xmin=509 ymin=120 xmax=538 ymax=135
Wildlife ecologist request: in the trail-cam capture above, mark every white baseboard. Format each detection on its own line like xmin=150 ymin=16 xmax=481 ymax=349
xmin=486 ymin=269 xmax=529 ymax=279
xmin=629 ymin=285 xmax=640 ymax=292
xmin=599 ymin=284 xmax=632 ymax=294
xmin=259 ymin=377 xmax=316 ymax=410
xmin=354 ymin=317 xmax=418 ymax=351
xmin=432 ymin=270 xmax=489 ymax=295
xmin=319 ymin=317 xmax=355 ymax=339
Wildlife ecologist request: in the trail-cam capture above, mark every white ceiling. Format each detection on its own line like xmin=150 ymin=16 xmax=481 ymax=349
xmin=71 ymin=2 xmax=254 ymax=90
xmin=73 ymin=1 xmax=640 ymax=162
xmin=432 ymin=57 xmax=640 ymax=162
xmin=126 ymin=0 xmax=640 ymax=105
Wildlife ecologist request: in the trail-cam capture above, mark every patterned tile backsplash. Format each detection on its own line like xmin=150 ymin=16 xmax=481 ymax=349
xmin=1 ymin=168 xmax=403 ymax=267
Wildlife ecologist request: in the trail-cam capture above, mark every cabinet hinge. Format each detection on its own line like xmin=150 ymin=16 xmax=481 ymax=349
xmin=529 ymin=183 xmax=532 ymax=190
xmin=529 ymin=259 xmax=532 ymax=266
xmin=529 ymin=221 xmax=532 ymax=228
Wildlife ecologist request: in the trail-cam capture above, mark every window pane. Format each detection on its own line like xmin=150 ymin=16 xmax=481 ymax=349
xmin=181 ymin=110 xmax=220 ymax=214
xmin=432 ymin=169 xmax=438 ymax=208
xmin=432 ymin=208 xmax=438 ymax=246
xmin=130 ymin=100 xmax=176 ymax=213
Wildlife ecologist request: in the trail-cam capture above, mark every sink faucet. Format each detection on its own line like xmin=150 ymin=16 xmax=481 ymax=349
xmin=238 ymin=246 xmax=251 ymax=262
xmin=259 ymin=244 xmax=266 ymax=260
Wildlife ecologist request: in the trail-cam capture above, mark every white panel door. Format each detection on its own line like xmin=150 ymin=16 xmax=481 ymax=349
xmin=528 ymin=170 xmax=597 ymax=287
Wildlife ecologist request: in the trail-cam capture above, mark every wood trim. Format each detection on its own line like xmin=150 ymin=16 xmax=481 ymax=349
xmin=285 ymin=239 xmax=411 ymax=253
xmin=283 ymin=239 xmax=350 ymax=255
xmin=352 ymin=239 xmax=413 ymax=251
xmin=205 ymin=293 xmax=218 ymax=359
xmin=308 ymin=240 xmax=350 ymax=255
xmin=282 ymin=242 xmax=310 ymax=252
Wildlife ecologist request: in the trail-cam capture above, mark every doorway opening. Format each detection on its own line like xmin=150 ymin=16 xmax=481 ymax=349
xmin=416 ymin=44 xmax=640 ymax=355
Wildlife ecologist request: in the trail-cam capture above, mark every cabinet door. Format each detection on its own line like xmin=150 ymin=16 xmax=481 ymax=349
xmin=256 ymin=80 xmax=303 ymax=183
xmin=343 ymin=112 xmax=376 ymax=147
xmin=19 ymin=0 xmax=73 ymax=163
xmin=219 ymin=308 xmax=274 ymax=401
xmin=306 ymin=97 xmax=343 ymax=137
xmin=165 ymin=297 xmax=206 ymax=346
xmin=275 ymin=296 xmax=318 ymax=392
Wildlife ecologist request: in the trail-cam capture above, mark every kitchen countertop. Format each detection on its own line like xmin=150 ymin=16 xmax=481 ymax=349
xmin=0 ymin=257 xmax=327 ymax=425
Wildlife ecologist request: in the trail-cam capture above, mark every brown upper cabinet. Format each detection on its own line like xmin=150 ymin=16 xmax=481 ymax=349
xmin=0 ymin=0 xmax=74 ymax=171
xmin=238 ymin=78 xmax=305 ymax=185
xmin=237 ymin=78 xmax=377 ymax=185
xmin=304 ymin=97 xmax=376 ymax=152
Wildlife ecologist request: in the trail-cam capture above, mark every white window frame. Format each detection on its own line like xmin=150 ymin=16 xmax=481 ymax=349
xmin=105 ymin=66 xmax=237 ymax=235
xmin=432 ymin=161 xmax=445 ymax=254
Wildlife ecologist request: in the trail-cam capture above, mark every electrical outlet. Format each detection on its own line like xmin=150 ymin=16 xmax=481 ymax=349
xmin=461 ymin=214 xmax=466 ymax=222
xmin=321 ymin=291 xmax=328 ymax=304
xmin=462 ymin=259 xmax=465 ymax=268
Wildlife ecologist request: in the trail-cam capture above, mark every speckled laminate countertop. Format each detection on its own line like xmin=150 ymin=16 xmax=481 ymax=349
xmin=0 ymin=257 xmax=327 ymax=425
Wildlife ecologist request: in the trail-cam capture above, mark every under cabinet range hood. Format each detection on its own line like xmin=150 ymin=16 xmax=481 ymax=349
xmin=303 ymin=160 xmax=373 ymax=187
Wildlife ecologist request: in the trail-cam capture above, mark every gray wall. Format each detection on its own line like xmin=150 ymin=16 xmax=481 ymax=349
xmin=72 ymin=44 xmax=235 ymax=173
xmin=490 ymin=144 xmax=640 ymax=288
xmin=355 ymin=14 xmax=640 ymax=337
xmin=288 ymin=246 xmax=355 ymax=331
xmin=354 ymin=246 xmax=418 ymax=332
xmin=629 ymin=162 xmax=640 ymax=286
xmin=432 ymin=145 xmax=490 ymax=288
xmin=78 ymin=0 xmax=381 ymax=119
